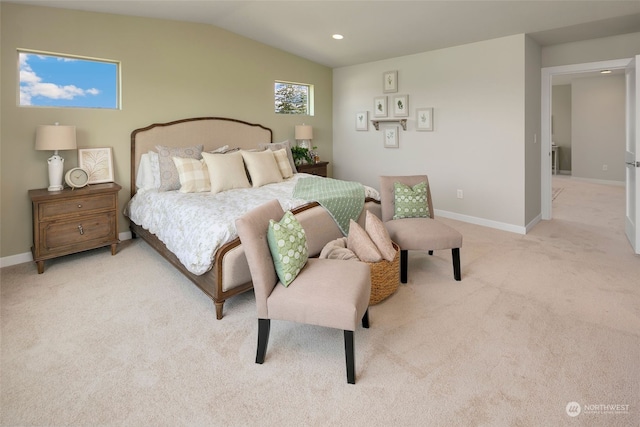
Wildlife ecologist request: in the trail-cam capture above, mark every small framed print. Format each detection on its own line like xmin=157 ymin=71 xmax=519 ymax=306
xmin=355 ymin=111 xmax=369 ymax=131
xmin=383 ymin=70 xmax=398 ymax=93
xmin=384 ymin=126 xmax=399 ymax=148
xmin=416 ymin=108 xmax=434 ymax=131
xmin=78 ymin=147 xmax=114 ymax=184
xmin=393 ymin=94 xmax=409 ymax=117
xmin=374 ymin=96 xmax=388 ymax=118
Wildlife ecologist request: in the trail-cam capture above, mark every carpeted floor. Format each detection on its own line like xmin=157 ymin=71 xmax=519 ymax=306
xmin=1 ymin=176 xmax=638 ymax=426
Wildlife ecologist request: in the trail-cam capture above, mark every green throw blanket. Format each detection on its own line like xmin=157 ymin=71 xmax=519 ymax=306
xmin=293 ymin=177 xmax=365 ymax=235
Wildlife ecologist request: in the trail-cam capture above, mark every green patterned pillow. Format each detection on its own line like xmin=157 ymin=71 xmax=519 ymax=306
xmin=267 ymin=211 xmax=308 ymax=287
xmin=393 ymin=182 xmax=430 ymax=219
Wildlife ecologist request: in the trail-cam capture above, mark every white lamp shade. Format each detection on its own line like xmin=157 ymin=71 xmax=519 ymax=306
xmin=35 ymin=124 xmax=77 ymax=151
xmin=294 ymin=125 xmax=313 ymax=140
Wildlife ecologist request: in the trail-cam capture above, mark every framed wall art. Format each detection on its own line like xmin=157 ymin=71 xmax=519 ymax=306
xmin=374 ymin=96 xmax=388 ymax=118
xmin=383 ymin=70 xmax=398 ymax=93
xmin=355 ymin=111 xmax=369 ymax=131
xmin=416 ymin=108 xmax=434 ymax=131
xmin=384 ymin=126 xmax=399 ymax=148
xmin=78 ymin=147 xmax=114 ymax=184
xmin=393 ymin=94 xmax=409 ymax=117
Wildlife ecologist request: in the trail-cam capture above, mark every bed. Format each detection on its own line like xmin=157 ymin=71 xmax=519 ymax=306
xmin=127 ymin=117 xmax=381 ymax=319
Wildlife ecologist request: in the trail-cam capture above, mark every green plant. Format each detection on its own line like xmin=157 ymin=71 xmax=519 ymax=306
xmin=291 ymin=146 xmax=313 ymax=165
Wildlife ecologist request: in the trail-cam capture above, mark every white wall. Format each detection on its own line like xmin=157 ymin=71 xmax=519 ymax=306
xmin=333 ymin=35 xmax=528 ymax=231
xmin=542 ymin=32 xmax=640 ymax=68
xmin=552 ymin=85 xmax=572 ymax=172
xmin=571 ymin=75 xmax=626 ymax=182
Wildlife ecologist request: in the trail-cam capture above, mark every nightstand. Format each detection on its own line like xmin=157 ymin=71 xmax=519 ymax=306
xmin=29 ymin=183 xmax=122 ymax=274
xmin=297 ymin=161 xmax=329 ymax=177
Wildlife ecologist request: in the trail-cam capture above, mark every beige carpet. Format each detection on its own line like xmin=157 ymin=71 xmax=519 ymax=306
xmin=2 ymin=176 xmax=639 ymax=426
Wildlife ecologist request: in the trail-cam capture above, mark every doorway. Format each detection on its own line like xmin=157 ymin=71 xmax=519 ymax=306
xmin=541 ymin=58 xmax=633 ymax=220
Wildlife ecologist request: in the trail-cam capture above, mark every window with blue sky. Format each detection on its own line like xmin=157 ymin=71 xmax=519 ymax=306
xmin=18 ymin=50 xmax=119 ymax=109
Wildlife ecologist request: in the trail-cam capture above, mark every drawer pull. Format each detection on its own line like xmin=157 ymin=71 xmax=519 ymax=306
xmin=78 ymin=225 xmax=84 ymax=235
xmin=78 ymin=204 xmax=82 ymax=208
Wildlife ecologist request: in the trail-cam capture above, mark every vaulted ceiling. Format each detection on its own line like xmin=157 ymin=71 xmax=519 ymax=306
xmin=9 ymin=1 xmax=640 ymax=68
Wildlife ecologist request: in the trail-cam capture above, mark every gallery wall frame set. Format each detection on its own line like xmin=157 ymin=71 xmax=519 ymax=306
xmin=416 ymin=107 xmax=434 ymax=131
xmin=383 ymin=70 xmax=398 ymax=93
xmin=356 ymin=111 xmax=368 ymax=131
xmin=383 ymin=126 xmax=399 ymax=148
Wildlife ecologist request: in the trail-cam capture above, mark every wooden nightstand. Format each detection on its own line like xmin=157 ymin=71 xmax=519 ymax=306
xmin=29 ymin=183 xmax=122 ymax=274
xmin=297 ymin=161 xmax=329 ymax=177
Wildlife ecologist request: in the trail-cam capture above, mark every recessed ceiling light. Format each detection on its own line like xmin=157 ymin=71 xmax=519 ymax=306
xmin=332 ymin=34 xmax=344 ymax=40
xmin=601 ymin=70 xmax=612 ymax=74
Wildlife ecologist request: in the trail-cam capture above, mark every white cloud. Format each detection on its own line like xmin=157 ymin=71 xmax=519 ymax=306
xmin=19 ymin=54 xmax=100 ymax=105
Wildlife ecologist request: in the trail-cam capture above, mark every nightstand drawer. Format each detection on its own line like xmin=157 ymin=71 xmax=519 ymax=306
xmin=39 ymin=193 xmax=116 ymax=220
xmin=38 ymin=212 xmax=117 ymax=255
xmin=297 ymin=161 xmax=329 ymax=177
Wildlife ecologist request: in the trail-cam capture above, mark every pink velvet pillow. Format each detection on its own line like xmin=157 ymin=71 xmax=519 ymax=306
xmin=347 ymin=219 xmax=382 ymax=262
xmin=365 ymin=210 xmax=396 ymax=262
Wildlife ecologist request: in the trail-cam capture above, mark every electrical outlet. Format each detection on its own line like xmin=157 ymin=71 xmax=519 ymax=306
xmin=603 ymin=164 xmax=608 ymax=171
xmin=457 ymin=189 xmax=463 ymax=199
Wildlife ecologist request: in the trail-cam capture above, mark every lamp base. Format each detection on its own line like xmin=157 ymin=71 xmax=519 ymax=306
xmin=47 ymin=152 xmax=65 ymax=192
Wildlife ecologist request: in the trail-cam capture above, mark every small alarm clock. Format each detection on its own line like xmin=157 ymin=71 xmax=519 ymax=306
xmin=65 ymin=167 xmax=89 ymax=189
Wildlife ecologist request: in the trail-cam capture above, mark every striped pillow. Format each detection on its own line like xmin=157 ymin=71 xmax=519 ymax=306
xmin=273 ymin=148 xmax=293 ymax=178
xmin=172 ymin=157 xmax=210 ymax=193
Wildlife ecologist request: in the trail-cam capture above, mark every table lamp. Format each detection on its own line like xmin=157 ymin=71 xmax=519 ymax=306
xmin=35 ymin=123 xmax=77 ymax=191
xmin=295 ymin=124 xmax=313 ymax=150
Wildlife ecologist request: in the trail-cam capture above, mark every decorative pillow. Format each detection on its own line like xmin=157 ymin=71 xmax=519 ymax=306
xmin=258 ymin=140 xmax=297 ymax=173
xmin=347 ymin=219 xmax=382 ymax=263
xmin=148 ymin=151 xmax=161 ymax=189
xmin=156 ymin=144 xmax=204 ymax=191
xmin=272 ymin=148 xmax=294 ymax=179
xmin=365 ymin=210 xmax=396 ymax=262
xmin=393 ymin=181 xmax=429 ymax=219
xmin=135 ymin=153 xmax=155 ymax=190
xmin=201 ymin=151 xmax=250 ymax=194
xmin=240 ymin=150 xmax=283 ymax=187
xmin=207 ymin=145 xmax=229 ymax=154
xmin=172 ymin=157 xmax=210 ymax=193
xmin=267 ymin=210 xmax=308 ymax=287
xmin=319 ymin=237 xmax=358 ymax=261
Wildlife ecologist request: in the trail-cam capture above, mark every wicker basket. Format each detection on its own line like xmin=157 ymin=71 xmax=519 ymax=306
xmin=367 ymin=242 xmax=400 ymax=305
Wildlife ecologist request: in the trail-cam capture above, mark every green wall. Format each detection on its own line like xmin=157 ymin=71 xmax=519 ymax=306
xmin=1 ymin=3 xmax=332 ymax=259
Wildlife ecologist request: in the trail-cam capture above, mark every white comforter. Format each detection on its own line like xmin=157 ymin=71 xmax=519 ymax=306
xmin=125 ymin=174 xmax=380 ymax=275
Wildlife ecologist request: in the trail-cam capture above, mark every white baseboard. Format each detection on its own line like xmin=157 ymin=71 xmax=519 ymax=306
xmin=0 ymin=231 xmax=133 ymax=269
xmin=434 ymin=209 xmax=527 ymax=235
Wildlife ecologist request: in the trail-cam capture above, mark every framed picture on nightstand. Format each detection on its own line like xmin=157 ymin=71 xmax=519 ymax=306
xmin=78 ymin=147 xmax=114 ymax=184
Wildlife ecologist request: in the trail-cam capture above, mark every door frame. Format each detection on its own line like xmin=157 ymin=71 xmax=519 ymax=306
xmin=541 ymin=58 xmax=632 ymax=220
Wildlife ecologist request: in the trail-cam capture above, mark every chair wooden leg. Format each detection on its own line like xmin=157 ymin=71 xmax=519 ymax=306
xmin=256 ymin=318 xmax=270 ymax=364
xmin=400 ymin=249 xmax=408 ymax=283
xmin=452 ymin=248 xmax=461 ymax=281
xmin=344 ymin=330 xmax=355 ymax=384
xmin=362 ymin=308 xmax=370 ymax=328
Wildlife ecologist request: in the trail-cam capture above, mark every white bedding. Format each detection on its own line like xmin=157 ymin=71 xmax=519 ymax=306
xmin=126 ymin=174 xmax=380 ymax=275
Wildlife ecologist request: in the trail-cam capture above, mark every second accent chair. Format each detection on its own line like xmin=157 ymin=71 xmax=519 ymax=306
xmin=235 ymin=199 xmax=371 ymax=384
xmin=379 ymin=175 xmax=462 ymax=283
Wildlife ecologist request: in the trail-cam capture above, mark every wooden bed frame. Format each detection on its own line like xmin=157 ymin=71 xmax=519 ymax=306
xmin=129 ymin=117 xmax=379 ymax=320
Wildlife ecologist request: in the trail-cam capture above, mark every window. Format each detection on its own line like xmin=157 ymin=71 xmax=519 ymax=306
xmin=18 ymin=50 xmax=120 ymax=109
xmin=274 ymin=81 xmax=313 ymax=115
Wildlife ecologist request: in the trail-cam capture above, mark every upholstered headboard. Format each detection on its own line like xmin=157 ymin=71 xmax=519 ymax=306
xmin=130 ymin=117 xmax=273 ymax=197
